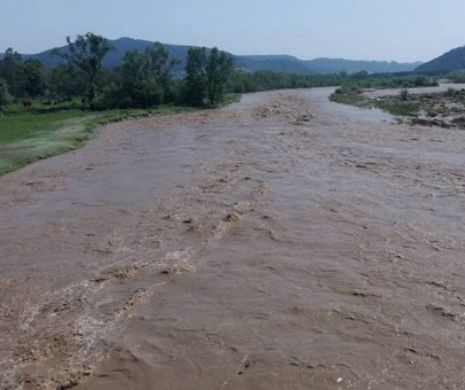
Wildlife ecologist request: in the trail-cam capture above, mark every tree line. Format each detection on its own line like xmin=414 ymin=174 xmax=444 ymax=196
xmin=0 ymin=33 xmax=235 ymax=112
xmin=0 ymin=32 xmax=436 ymax=114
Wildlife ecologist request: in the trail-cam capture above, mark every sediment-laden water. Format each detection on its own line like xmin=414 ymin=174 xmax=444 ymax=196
xmin=2 ymin=88 xmax=465 ymax=389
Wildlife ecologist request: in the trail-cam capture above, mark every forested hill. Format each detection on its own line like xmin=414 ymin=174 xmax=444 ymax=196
xmin=305 ymin=58 xmax=422 ymax=74
xmin=415 ymin=46 xmax=465 ymax=74
xmin=1 ymin=37 xmax=421 ymax=75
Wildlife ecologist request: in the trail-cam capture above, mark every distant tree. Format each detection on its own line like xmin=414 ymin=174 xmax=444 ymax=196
xmin=53 ymin=33 xmax=114 ymax=103
xmin=0 ymin=78 xmax=10 ymax=114
xmin=145 ymin=42 xmax=180 ymax=97
xmin=184 ymin=47 xmax=233 ymax=106
xmin=118 ymin=49 xmax=163 ymax=107
xmin=0 ymin=48 xmax=24 ymax=97
xmin=184 ymin=47 xmax=207 ymax=106
xmin=225 ymin=70 xmax=348 ymax=94
xmin=97 ymin=42 xmax=179 ymax=109
xmin=413 ymin=76 xmax=428 ymax=87
xmin=48 ymin=64 xmax=87 ymax=99
xmin=22 ymin=59 xmax=46 ymax=97
xmin=205 ymin=48 xmax=234 ymax=106
xmin=352 ymin=70 xmax=369 ymax=80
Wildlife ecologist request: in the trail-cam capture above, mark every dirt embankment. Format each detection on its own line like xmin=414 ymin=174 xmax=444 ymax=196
xmin=2 ymin=87 xmax=465 ymax=389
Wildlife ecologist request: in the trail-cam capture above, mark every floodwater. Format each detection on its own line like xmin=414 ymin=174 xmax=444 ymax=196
xmin=2 ymin=88 xmax=465 ymax=389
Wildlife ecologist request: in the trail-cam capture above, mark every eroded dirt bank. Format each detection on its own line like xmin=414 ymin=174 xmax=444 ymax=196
xmin=2 ymin=88 xmax=465 ymax=389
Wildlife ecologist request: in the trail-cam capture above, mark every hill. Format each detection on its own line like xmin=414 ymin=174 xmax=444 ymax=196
xmin=416 ymin=46 xmax=465 ymax=74
xmin=1 ymin=37 xmax=422 ymax=75
xmin=306 ymin=58 xmax=422 ymax=74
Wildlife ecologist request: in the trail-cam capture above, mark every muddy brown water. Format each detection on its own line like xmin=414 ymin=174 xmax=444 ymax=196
xmin=2 ymin=88 xmax=465 ymax=389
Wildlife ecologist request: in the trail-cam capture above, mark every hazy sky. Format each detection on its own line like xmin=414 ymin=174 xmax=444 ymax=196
xmin=1 ymin=0 xmax=464 ymax=62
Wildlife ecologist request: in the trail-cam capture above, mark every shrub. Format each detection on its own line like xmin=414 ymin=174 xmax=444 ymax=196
xmin=400 ymin=89 xmax=409 ymax=101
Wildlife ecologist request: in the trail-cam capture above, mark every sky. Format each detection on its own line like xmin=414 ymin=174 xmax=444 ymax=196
xmin=1 ymin=0 xmax=464 ymax=62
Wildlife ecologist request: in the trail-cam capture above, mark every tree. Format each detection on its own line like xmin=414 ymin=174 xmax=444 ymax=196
xmin=118 ymin=49 xmax=163 ymax=108
xmin=53 ymin=33 xmax=114 ymax=103
xmin=97 ymin=42 xmax=179 ymax=109
xmin=184 ymin=47 xmax=233 ymax=107
xmin=184 ymin=47 xmax=207 ymax=106
xmin=0 ymin=48 xmax=23 ymax=97
xmin=22 ymin=59 xmax=46 ymax=97
xmin=0 ymin=78 xmax=10 ymax=114
xmin=48 ymin=64 xmax=87 ymax=99
xmin=205 ymin=48 xmax=233 ymax=106
xmin=146 ymin=42 xmax=180 ymax=98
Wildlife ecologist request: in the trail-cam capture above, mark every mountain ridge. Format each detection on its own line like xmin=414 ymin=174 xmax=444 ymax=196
xmin=415 ymin=46 xmax=465 ymax=74
xmin=0 ymin=37 xmax=422 ymax=75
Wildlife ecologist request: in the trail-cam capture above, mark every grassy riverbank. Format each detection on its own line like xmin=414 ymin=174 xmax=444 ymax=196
xmin=0 ymin=104 xmax=192 ymax=176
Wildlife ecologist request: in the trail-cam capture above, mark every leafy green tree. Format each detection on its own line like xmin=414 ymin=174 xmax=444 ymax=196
xmin=205 ymin=48 xmax=233 ymax=106
xmin=0 ymin=48 xmax=24 ymax=97
xmin=48 ymin=64 xmax=87 ymax=99
xmin=53 ymin=33 xmax=114 ymax=103
xmin=184 ymin=47 xmax=207 ymax=106
xmin=96 ymin=42 xmax=179 ymax=109
xmin=146 ymin=42 xmax=180 ymax=97
xmin=22 ymin=59 xmax=46 ymax=97
xmin=184 ymin=47 xmax=233 ymax=107
xmin=118 ymin=49 xmax=163 ymax=107
xmin=0 ymin=78 xmax=10 ymax=114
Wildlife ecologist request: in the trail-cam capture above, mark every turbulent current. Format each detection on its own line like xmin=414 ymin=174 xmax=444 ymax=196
xmin=1 ymin=88 xmax=465 ymax=389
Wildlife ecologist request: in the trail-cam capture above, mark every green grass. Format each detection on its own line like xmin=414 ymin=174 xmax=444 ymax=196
xmin=374 ymin=101 xmax=420 ymax=116
xmin=0 ymin=104 xmax=193 ymax=176
xmin=329 ymin=91 xmax=367 ymax=106
xmin=330 ymin=87 xmax=420 ymax=117
xmin=221 ymin=93 xmax=241 ymax=105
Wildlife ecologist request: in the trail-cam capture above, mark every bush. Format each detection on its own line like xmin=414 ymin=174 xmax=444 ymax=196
xmin=414 ymin=76 xmax=429 ymax=87
xmin=375 ymin=100 xmax=419 ymax=116
xmin=400 ymin=89 xmax=409 ymax=101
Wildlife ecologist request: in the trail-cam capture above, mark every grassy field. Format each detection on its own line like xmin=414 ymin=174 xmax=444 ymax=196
xmin=0 ymin=104 xmax=192 ymax=177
